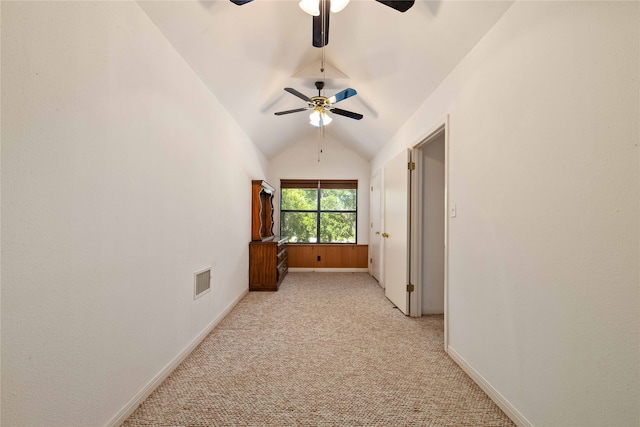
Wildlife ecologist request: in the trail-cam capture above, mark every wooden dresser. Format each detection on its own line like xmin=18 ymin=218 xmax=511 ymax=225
xmin=249 ymin=180 xmax=288 ymax=291
xmin=249 ymin=237 xmax=288 ymax=291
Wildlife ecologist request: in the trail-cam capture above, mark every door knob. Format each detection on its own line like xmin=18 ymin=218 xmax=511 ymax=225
xmin=382 ymin=232 xmax=389 ymax=238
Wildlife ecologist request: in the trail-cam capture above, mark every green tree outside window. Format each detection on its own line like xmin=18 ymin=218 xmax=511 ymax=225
xmin=280 ymin=182 xmax=357 ymax=243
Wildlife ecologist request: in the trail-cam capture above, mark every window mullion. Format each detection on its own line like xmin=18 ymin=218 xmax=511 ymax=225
xmin=316 ymin=183 xmax=321 ymax=244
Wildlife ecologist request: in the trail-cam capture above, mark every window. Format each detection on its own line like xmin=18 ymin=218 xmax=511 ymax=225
xmin=280 ymin=180 xmax=357 ymax=243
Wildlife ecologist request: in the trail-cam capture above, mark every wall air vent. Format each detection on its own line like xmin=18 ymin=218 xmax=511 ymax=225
xmin=194 ymin=268 xmax=211 ymax=300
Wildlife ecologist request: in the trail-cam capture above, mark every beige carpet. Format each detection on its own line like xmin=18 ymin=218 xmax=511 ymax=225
xmin=123 ymin=272 xmax=514 ymax=426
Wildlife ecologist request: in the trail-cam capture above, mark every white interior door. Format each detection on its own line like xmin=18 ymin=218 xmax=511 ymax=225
xmin=370 ymin=170 xmax=382 ymax=282
xmin=383 ymin=149 xmax=411 ymax=314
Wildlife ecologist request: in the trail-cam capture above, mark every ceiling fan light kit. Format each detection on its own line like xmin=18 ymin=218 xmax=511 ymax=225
xmin=330 ymin=0 xmax=350 ymax=14
xmin=300 ymin=0 xmax=350 ymax=16
xmin=274 ymin=81 xmax=363 ymax=128
xmin=299 ymin=0 xmax=320 ymax=16
xmin=309 ymin=110 xmax=332 ymax=127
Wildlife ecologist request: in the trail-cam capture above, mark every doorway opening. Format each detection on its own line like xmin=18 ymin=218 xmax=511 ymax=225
xmin=370 ymin=170 xmax=383 ymax=285
xmin=420 ymin=133 xmax=445 ymax=315
xmin=410 ymin=119 xmax=448 ymax=350
xmin=372 ymin=117 xmax=449 ymax=349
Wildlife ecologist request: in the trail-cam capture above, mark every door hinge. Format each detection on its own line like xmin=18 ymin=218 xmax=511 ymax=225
xmin=371 ymin=186 xmax=373 ymax=191
xmin=370 ymin=258 xmax=373 ymax=263
xmin=407 ymin=283 xmax=415 ymax=292
xmin=408 ymin=162 xmax=416 ymax=171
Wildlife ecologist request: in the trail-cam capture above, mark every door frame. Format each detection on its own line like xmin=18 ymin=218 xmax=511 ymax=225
xmin=410 ymin=116 xmax=450 ymax=352
xmin=369 ymin=168 xmax=383 ymax=285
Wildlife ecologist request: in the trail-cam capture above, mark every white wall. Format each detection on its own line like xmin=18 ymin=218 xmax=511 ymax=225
xmin=268 ymin=135 xmax=370 ymax=245
xmin=1 ymin=2 xmax=267 ymax=426
xmin=421 ymin=134 xmax=445 ymax=315
xmin=374 ymin=2 xmax=639 ymax=426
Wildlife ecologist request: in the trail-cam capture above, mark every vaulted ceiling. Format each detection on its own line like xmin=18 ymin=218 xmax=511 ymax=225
xmin=138 ymin=0 xmax=513 ymax=159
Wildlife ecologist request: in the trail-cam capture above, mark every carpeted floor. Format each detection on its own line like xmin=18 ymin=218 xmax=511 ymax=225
xmin=123 ymin=272 xmax=514 ymax=426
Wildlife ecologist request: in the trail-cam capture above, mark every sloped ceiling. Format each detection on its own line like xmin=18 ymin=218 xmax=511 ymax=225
xmin=138 ymin=0 xmax=513 ymax=159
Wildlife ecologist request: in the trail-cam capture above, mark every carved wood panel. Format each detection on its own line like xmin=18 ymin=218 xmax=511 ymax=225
xmin=251 ymin=180 xmax=275 ymax=241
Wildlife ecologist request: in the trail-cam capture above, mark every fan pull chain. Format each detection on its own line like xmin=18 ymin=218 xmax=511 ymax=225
xmin=317 ymin=4 xmax=327 ymax=162
xmin=318 ymin=15 xmax=326 ymax=162
xmin=317 ymin=126 xmax=322 ymax=162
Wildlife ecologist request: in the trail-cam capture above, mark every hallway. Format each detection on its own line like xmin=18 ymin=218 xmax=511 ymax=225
xmin=123 ymin=273 xmax=513 ymax=426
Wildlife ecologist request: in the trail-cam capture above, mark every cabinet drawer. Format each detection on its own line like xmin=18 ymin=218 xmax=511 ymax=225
xmin=277 ymin=258 xmax=288 ymax=283
xmin=249 ymin=238 xmax=286 ymax=291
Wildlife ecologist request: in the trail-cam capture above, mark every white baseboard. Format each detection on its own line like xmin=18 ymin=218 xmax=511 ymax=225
xmin=105 ymin=288 xmax=249 ymax=427
xmin=447 ymin=346 xmax=533 ymax=427
xmin=288 ymin=268 xmax=369 ymax=273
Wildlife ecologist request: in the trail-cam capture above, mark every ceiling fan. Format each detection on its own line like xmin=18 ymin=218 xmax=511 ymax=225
xmin=274 ymin=81 xmax=363 ymax=127
xmin=230 ymin=0 xmax=415 ymax=47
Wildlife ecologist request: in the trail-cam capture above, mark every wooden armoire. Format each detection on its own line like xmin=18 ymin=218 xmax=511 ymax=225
xmin=248 ymin=180 xmax=288 ymax=291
